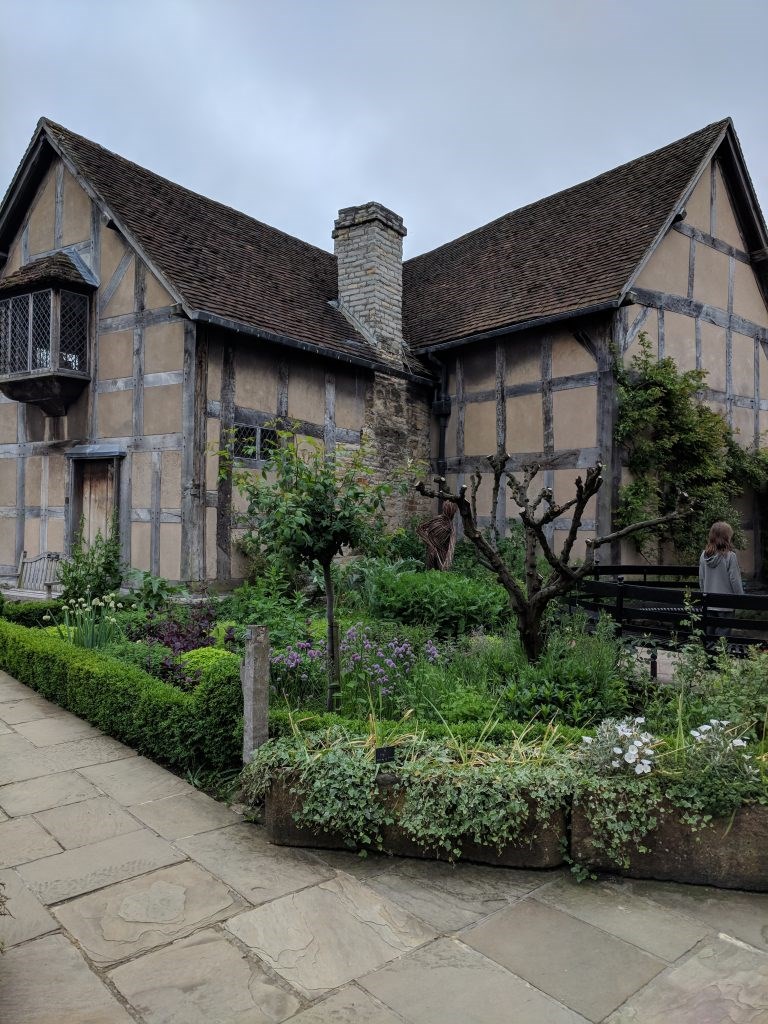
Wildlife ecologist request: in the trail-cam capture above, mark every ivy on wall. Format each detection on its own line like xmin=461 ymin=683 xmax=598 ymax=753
xmin=614 ymin=334 xmax=768 ymax=566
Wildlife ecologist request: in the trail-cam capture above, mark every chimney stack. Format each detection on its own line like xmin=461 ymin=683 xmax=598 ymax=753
xmin=333 ymin=202 xmax=406 ymax=362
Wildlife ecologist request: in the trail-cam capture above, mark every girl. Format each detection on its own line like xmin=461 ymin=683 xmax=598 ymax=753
xmin=699 ymin=522 xmax=743 ymax=642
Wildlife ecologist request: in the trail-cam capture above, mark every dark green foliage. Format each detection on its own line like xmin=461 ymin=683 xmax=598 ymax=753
xmin=0 ymin=621 xmax=241 ymax=772
xmin=219 ymin=572 xmax=309 ymax=649
xmin=373 ymin=571 xmax=508 ymax=635
xmin=615 ymin=335 xmax=768 ymax=559
xmin=1 ymin=599 xmax=63 ymax=627
xmin=337 ymin=558 xmax=424 ymax=616
xmin=129 ymin=572 xmax=183 ymax=612
xmin=361 ymin=519 xmax=426 ymax=562
xmin=60 ymin=513 xmax=123 ymax=600
xmin=100 ymin=638 xmax=174 ymax=676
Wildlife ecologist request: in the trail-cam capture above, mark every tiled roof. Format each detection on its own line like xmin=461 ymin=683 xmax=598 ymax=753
xmin=403 ymin=120 xmax=730 ymax=349
xmin=0 ymin=251 xmax=96 ymax=296
xmin=41 ymin=121 xmax=386 ymax=368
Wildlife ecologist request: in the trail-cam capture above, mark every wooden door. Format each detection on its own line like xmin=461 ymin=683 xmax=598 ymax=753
xmin=80 ymin=460 xmax=116 ymax=546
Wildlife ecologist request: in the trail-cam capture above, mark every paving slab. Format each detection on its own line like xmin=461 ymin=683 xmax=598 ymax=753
xmin=226 ymin=873 xmax=434 ymax=998
xmin=286 ymin=985 xmax=404 ymax=1023
xmin=629 ymin=879 xmax=768 ymax=952
xmin=0 ymin=868 xmax=58 ymax=947
xmin=366 ymin=859 xmax=542 ymax=933
xmin=35 ymin=796 xmax=143 ymax=849
xmin=0 ymin=815 xmax=62 ymax=867
xmin=0 ymin=696 xmax=64 ymax=723
xmin=0 ymin=932 xmax=134 ymax=1023
xmin=14 ymin=714 xmax=101 ymax=746
xmin=463 ymin=897 xmax=665 ymax=1022
xmin=109 ymin=928 xmax=301 ymax=1023
xmin=128 ymin=788 xmax=242 ymax=839
xmin=0 ymin=719 xmax=11 ymax=733
xmin=535 ymin=875 xmax=710 ymax=961
xmin=361 ymin=937 xmax=588 ymax=1024
xmin=0 ymin=769 xmax=100 ymax=816
xmin=80 ymin=755 xmax=192 ymax=805
xmin=606 ymin=937 xmax=768 ymax=1023
xmin=0 ymin=675 xmax=35 ymax=701
xmin=313 ymin=848 xmax=395 ymax=879
xmin=0 ymin=735 xmax=135 ymax=785
xmin=175 ymin=823 xmax=334 ymax=905
xmin=17 ymin=827 xmax=184 ymax=904
xmin=54 ymin=861 xmax=245 ymax=965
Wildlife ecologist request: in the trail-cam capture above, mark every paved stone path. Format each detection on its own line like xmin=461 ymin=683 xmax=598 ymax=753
xmin=1 ymin=668 xmax=767 ymax=1023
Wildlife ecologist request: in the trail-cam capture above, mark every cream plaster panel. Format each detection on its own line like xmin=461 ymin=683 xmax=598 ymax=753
xmin=0 ymin=405 xmax=17 ymax=443
xmin=207 ymin=346 xmax=222 ymax=401
xmin=160 ymin=450 xmax=182 ymax=507
xmin=552 ymin=331 xmax=595 ymax=377
xmin=760 ymin=410 xmax=768 ymax=440
xmin=206 ymin=418 xmax=220 ymax=489
xmin=506 ymin=393 xmax=544 ymax=453
xmin=731 ymin=405 xmax=755 ymax=447
xmin=445 ymin=406 xmax=458 ymax=458
xmin=700 ymin=322 xmax=726 ymax=391
xmin=4 ymin=238 xmax=21 ymax=276
xmin=48 ymin=455 xmax=67 ymax=506
xmin=462 ymin=342 xmax=496 ymax=391
xmin=131 ymin=523 xmax=151 ymax=571
xmin=66 ymin=389 xmax=89 ymax=439
xmin=636 ymin=230 xmax=690 ymax=297
xmin=97 ymin=330 xmax=133 ymax=380
xmin=24 ymin=518 xmax=40 ymax=558
xmin=47 ymin=519 xmax=64 ymax=552
xmin=100 ymin=226 xmax=127 ymax=288
xmin=623 ymin=308 xmax=658 ymax=364
xmin=684 ymin=170 xmax=711 ymax=232
xmin=144 ymin=321 xmax=184 ymax=374
xmin=468 ymin=471 xmax=494 ymax=519
xmin=0 ymin=459 xmax=17 ymax=503
xmin=159 ymin=523 xmax=181 ymax=579
xmin=707 ymin=398 xmax=727 ymax=423
xmin=25 ymin=456 xmax=42 ymax=506
xmin=103 ymin=257 xmax=136 ymax=318
xmin=287 ymin=362 xmax=324 ymax=424
xmin=732 ymin=333 xmax=756 ymax=397
xmin=144 ymin=271 xmax=174 ymax=310
xmin=663 ymin=312 xmax=696 ymax=372
xmin=693 ymin=242 xmax=729 ymax=310
xmin=0 ymin=519 xmax=14 ymax=563
xmin=463 ymin=400 xmax=497 ymax=456
xmin=554 ymin=529 xmax=593 ymax=561
xmin=552 ymin=469 xmax=597 ymax=519
xmin=236 ymin=348 xmax=280 ymax=413
xmin=715 ymin=166 xmax=746 ymax=250
xmin=553 ymin=386 xmax=596 ymax=450
xmin=97 ymin=391 xmax=132 ymax=438
xmin=732 ymin=261 xmax=768 ymax=328
xmin=27 ymin=165 xmax=56 ymax=255
xmin=61 ymin=168 xmax=91 ymax=246
xmin=504 ymin=336 xmax=540 ymax=385
xmin=761 ymin=347 xmax=768 ymax=401
xmin=144 ymin=384 xmax=181 ymax=435
xmin=231 ymin=536 xmax=250 ymax=580
xmin=335 ymin=373 xmax=366 ymax=431
xmin=205 ymin=507 xmax=217 ymax=579
xmin=25 ymin=406 xmax=45 ymax=444
xmin=131 ymin=451 xmax=152 ymax=508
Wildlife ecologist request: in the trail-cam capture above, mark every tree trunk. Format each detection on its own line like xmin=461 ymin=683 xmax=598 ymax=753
xmin=323 ymin=561 xmax=340 ymax=710
xmin=515 ymin=602 xmax=547 ymax=663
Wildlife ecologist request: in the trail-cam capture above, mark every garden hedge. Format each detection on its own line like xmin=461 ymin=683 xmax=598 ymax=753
xmin=0 ymin=599 xmax=63 ymax=627
xmin=0 ymin=621 xmax=242 ymax=773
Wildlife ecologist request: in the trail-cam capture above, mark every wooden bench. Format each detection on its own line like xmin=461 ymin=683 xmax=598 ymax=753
xmin=15 ymin=551 xmax=65 ymax=599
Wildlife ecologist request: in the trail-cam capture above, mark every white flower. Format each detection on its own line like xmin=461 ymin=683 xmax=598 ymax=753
xmin=635 ymin=761 xmax=652 ymax=775
xmin=634 ymin=717 xmax=646 ymax=725
xmin=624 ymin=749 xmax=638 ymax=764
xmin=581 ymin=736 xmax=593 ymax=745
xmin=611 ymin=760 xmax=621 ymax=768
xmin=698 ymin=724 xmax=712 ymax=733
xmin=613 ymin=746 xmax=623 ymax=754
xmin=42 ymin=614 xmax=51 ymax=622
xmin=731 ymin=738 xmax=747 ymax=748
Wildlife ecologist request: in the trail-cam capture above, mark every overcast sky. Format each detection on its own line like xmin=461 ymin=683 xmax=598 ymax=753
xmin=1 ymin=0 xmax=767 ymax=258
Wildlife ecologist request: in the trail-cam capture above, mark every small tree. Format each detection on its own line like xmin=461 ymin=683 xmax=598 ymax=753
xmin=417 ymin=458 xmax=691 ymax=662
xmin=231 ymin=429 xmax=394 ymax=708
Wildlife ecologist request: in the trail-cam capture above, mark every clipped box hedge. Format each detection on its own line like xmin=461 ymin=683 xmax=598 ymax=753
xmin=0 ymin=621 xmax=242 ymax=773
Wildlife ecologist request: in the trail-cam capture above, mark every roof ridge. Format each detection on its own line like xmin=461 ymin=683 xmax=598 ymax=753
xmin=405 ymin=118 xmax=731 ymax=267
xmin=41 ymin=118 xmax=336 ymax=262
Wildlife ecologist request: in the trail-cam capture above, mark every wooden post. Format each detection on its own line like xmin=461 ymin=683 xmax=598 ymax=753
xmin=241 ymin=625 xmax=270 ymax=764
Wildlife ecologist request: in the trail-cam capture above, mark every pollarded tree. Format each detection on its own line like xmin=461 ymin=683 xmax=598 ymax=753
xmin=417 ymin=457 xmax=691 ymax=662
xmin=231 ymin=428 xmax=396 ymax=708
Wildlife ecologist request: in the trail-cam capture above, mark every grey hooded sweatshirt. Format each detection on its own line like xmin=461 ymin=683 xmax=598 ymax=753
xmin=699 ymin=550 xmax=743 ymax=609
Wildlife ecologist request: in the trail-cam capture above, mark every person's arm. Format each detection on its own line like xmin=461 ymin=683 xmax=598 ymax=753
xmin=728 ymin=552 xmax=744 ymax=595
xmin=699 ymin=553 xmax=705 ymax=591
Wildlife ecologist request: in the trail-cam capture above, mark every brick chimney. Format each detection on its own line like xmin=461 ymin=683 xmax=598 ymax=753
xmin=332 ymin=202 xmax=406 ymax=362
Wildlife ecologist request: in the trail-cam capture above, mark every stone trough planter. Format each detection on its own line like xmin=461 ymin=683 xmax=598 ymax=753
xmin=265 ymin=776 xmax=566 ymax=869
xmin=571 ymin=802 xmax=768 ymax=891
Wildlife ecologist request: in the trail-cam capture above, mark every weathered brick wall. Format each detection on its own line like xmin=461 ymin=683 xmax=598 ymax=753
xmin=333 ymin=203 xmax=406 ymax=363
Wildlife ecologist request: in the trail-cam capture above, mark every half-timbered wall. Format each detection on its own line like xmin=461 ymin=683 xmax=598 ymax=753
xmin=0 ymin=158 xmax=192 ymax=581
xmin=618 ymin=158 xmax=768 ymax=572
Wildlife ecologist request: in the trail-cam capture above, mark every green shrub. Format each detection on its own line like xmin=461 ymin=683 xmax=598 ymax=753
xmin=219 ymin=577 xmax=309 ymax=649
xmin=101 ymin=639 xmax=174 ymax=676
xmin=60 ymin=514 xmax=122 ymax=600
xmin=1 ymin=599 xmax=63 ymax=627
xmin=0 ymin=620 xmax=241 ymax=772
xmin=374 ymin=571 xmax=508 ymax=635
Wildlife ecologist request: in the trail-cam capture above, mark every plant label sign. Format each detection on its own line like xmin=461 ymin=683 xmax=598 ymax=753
xmin=375 ymin=746 xmax=396 ymax=764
